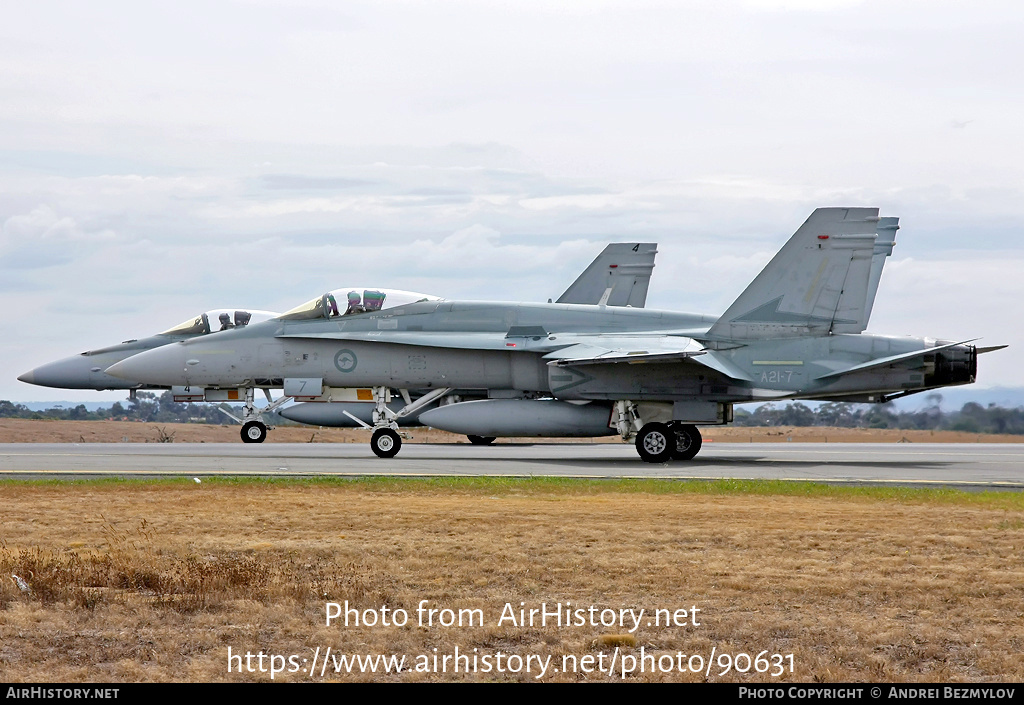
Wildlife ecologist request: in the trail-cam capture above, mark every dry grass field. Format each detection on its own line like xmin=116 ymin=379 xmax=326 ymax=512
xmin=1 ymin=477 xmax=1022 ymax=683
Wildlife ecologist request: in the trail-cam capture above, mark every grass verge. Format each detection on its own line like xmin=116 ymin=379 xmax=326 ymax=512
xmin=2 ymin=477 xmax=1022 ymax=682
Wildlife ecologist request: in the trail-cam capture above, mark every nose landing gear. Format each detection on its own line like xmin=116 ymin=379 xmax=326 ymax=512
xmin=241 ymin=420 xmax=268 ymax=443
xmin=370 ymin=427 xmax=402 ymax=458
xmin=217 ymin=387 xmax=292 ymax=443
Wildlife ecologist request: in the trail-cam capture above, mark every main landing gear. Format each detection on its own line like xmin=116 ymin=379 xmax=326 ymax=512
xmin=350 ymin=386 xmax=452 ymax=458
xmin=218 ymin=388 xmax=292 ymax=443
xmin=634 ymin=422 xmax=702 ymax=463
xmin=614 ymin=401 xmax=704 ymax=463
xmin=635 ymin=422 xmax=702 ymax=463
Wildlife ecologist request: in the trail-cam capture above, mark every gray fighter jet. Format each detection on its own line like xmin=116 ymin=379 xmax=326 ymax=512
xmin=17 ymin=243 xmax=657 ymax=444
xmin=106 ymin=208 xmax=1003 ymax=462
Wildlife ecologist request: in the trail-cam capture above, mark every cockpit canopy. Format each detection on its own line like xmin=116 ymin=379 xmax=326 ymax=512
xmin=160 ymin=309 xmax=278 ymax=336
xmin=278 ymin=288 xmax=442 ymax=321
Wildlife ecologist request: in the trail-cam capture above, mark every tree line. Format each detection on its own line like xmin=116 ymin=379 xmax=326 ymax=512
xmin=734 ymin=394 xmax=1024 ymax=435
xmin=0 ymin=392 xmax=292 ymax=426
xmin=2 ymin=392 xmax=1022 ymax=435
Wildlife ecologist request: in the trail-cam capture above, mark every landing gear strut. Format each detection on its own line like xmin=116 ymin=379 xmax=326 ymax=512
xmin=617 ymin=401 xmax=705 ymax=463
xmin=366 ymin=386 xmax=401 ymax=458
xmin=359 ymin=386 xmax=451 ymax=458
xmin=218 ymin=388 xmax=292 ymax=443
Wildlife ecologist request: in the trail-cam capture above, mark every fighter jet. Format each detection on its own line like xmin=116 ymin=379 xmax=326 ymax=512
xmin=17 ymin=243 xmax=657 ymax=444
xmin=106 ymin=208 xmax=1002 ymax=462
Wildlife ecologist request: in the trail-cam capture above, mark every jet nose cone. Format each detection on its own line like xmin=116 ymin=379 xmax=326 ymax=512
xmin=105 ymin=357 xmax=145 ymax=382
xmin=19 ymin=355 xmax=135 ymax=390
xmin=106 ymin=344 xmax=188 ymax=386
xmin=18 ymin=359 xmax=90 ymax=389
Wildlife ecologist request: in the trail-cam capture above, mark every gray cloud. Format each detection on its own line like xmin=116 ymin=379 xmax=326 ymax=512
xmin=3 ymin=1 xmax=1023 ymax=400
xmin=259 ymin=174 xmax=379 ymax=190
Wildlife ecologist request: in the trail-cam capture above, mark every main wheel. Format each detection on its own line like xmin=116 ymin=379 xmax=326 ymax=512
xmin=241 ymin=421 xmax=268 ymax=444
xmin=670 ymin=424 xmax=702 ymax=461
xmin=635 ymin=422 xmax=673 ymax=463
xmin=467 ymin=435 xmax=496 ymax=445
xmin=371 ymin=428 xmax=402 ymax=458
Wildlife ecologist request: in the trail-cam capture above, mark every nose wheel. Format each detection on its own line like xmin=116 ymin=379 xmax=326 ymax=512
xmin=371 ymin=428 xmax=402 ymax=458
xmin=241 ymin=420 xmax=268 ymax=444
xmin=220 ymin=388 xmax=290 ymax=443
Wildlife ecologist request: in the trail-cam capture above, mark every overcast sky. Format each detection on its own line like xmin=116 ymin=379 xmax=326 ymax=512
xmin=3 ymin=0 xmax=1021 ymax=402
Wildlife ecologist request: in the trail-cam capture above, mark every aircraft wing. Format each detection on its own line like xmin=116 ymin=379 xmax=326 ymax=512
xmin=275 ymin=330 xmax=522 ymax=350
xmin=543 ymin=336 xmax=755 ymax=381
xmin=276 ymin=329 xmax=706 ymax=355
xmin=276 ymin=327 xmax=754 ymax=380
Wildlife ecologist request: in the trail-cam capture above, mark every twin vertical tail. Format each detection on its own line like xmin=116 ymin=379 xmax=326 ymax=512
xmin=556 ymin=243 xmax=658 ymax=308
xmin=863 ymin=216 xmax=899 ymax=324
xmin=704 ymin=208 xmax=885 ymax=342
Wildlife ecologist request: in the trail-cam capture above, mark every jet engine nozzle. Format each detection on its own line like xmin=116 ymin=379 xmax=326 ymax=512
xmin=926 ymin=344 xmax=977 ymax=387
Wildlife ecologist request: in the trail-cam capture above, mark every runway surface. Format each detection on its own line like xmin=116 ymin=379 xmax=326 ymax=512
xmin=0 ymin=442 xmax=1022 ymax=488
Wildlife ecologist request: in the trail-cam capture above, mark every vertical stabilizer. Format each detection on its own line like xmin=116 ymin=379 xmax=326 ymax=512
xmin=862 ymin=216 xmax=899 ymax=324
xmin=556 ymin=243 xmax=657 ymax=307
xmin=828 ymin=216 xmax=898 ymax=334
xmin=704 ymin=208 xmax=879 ymax=341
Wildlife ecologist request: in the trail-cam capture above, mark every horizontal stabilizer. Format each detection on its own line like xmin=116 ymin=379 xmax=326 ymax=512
xmin=814 ymin=339 xmax=976 ymax=380
xmin=556 ymin=243 xmax=657 ymax=307
xmin=977 ymin=345 xmax=1008 ymax=354
xmin=705 ymin=208 xmax=880 ymax=341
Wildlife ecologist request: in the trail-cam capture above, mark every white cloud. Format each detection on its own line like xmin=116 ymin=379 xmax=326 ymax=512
xmin=2 ymin=205 xmax=115 ymax=243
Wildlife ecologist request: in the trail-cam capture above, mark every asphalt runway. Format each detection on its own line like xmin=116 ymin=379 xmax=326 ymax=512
xmin=0 ymin=442 xmax=1022 ymax=488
